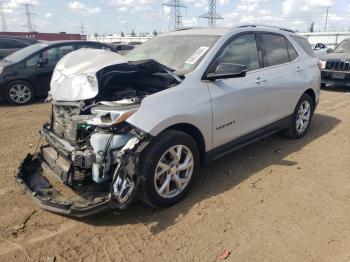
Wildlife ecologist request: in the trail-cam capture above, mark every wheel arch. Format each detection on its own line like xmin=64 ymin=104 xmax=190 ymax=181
xmin=304 ymin=88 xmax=316 ymax=109
xmin=165 ymin=123 xmax=206 ymax=166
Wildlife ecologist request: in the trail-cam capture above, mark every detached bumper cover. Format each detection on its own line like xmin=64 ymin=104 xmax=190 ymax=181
xmin=17 ymin=154 xmax=111 ymax=217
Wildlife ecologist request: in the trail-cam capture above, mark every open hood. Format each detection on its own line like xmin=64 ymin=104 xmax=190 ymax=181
xmin=50 ymin=49 xmax=181 ymax=102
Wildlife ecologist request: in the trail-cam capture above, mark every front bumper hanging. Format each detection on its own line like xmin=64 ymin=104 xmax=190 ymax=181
xmin=17 ymin=154 xmax=111 ymax=217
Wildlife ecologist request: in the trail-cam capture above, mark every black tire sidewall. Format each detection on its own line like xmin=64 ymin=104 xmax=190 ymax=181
xmin=291 ymin=93 xmax=314 ymax=138
xmin=5 ymin=80 xmax=35 ymax=105
xmin=140 ymin=130 xmax=200 ymax=207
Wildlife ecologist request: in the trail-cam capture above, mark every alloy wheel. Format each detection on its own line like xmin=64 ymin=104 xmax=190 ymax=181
xmin=8 ymin=83 xmax=32 ymax=104
xmin=154 ymin=145 xmax=194 ymax=199
xmin=296 ymin=100 xmax=311 ymax=133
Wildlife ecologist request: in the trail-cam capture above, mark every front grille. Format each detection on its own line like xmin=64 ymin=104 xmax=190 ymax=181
xmin=325 ymin=60 xmax=350 ymax=71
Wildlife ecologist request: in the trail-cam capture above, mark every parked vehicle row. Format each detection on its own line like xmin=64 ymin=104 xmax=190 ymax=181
xmin=17 ymin=25 xmax=321 ymax=217
xmin=0 ymin=40 xmax=116 ymax=105
xmin=0 ymin=35 xmax=39 ymax=59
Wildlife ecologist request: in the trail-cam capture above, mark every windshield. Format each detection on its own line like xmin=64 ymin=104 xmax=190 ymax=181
xmin=334 ymin=40 xmax=350 ymax=53
xmin=126 ymin=35 xmax=220 ymax=74
xmin=3 ymin=43 xmax=48 ymax=63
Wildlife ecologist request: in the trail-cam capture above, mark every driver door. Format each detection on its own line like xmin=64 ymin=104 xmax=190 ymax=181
xmin=206 ymin=33 xmax=268 ymax=149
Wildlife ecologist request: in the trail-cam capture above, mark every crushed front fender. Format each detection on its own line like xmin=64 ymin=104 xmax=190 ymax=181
xmin=17 ymin=154 xmax=111 ymax=217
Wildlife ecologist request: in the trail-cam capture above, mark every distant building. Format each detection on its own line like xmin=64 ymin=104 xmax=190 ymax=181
xmin=0 ymin=31 xmax=86 ymax=41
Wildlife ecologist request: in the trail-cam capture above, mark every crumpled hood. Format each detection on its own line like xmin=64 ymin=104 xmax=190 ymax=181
xmin=50 ymin=48 xmax=128 ymax=101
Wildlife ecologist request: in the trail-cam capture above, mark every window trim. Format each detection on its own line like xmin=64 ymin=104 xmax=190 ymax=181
xmin=202 ymin=31 xmax=263 ymax=80
xmin=257 ymin=31 xmax=300 ymax=69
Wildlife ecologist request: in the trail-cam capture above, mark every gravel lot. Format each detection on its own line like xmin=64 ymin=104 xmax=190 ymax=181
xmin=0 ymin=89 xmax=349 ymax=262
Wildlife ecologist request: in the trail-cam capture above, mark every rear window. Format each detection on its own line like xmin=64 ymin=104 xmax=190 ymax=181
xmin=261 ymin=33 xmax=290 ymax=67
xmin=291 ymin=35 xmax=315 ymax=57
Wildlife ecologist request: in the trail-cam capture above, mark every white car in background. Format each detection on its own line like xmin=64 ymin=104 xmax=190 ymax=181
xmin=311 ymin=42 xmax=333 ymax=58
xmin=17 ymin=25 xmax=321 ymax=217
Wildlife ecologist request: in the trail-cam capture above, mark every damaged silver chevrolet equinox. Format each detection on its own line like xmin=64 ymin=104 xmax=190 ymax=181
xmin=17 ymin=25 xmax=320 ymax=217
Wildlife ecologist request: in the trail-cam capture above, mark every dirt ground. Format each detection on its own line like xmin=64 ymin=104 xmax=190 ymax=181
xmin=0 ymin=89 xmax=349 ymax=262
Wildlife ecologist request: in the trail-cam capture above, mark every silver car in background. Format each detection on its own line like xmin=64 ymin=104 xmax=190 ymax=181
xmin=17 ymin=25 xmax=320 ymax=217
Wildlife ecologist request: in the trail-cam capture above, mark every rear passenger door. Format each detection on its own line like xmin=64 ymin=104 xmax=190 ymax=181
xmin=258 ymin=33 xmax=306 ymax=125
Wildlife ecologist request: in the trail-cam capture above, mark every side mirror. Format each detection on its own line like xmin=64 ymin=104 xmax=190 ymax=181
xmin=327 ymin=48 xmax=333 ymax=53
xmin=206 ymin=63 xmax=248 ymax=81
xmin=36 ymin=58 xmax=48 ymax=67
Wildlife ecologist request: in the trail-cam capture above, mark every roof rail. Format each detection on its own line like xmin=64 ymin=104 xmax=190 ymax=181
xmin=234 ymin=24 xmax=296 ymax=33
xmin=175 ymin=27 xmax=202 ymax=31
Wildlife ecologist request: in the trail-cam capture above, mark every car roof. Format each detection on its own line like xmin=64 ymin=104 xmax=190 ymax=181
xmin=160 ymin=25 xmax=299 ymax=38
xmin=0 ymin=35 xmax=38 ymax=44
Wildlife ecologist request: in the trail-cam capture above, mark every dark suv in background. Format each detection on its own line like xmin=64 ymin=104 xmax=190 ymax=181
xmin=0 ymin=36 xmax=38 ymax=59
xmin=0 ymin=40 xmax=115 ymax=105
xmin=320 ymin=38 xmax=350 ymax=87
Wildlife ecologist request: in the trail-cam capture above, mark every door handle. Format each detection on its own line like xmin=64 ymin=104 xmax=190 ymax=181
xmin=256 ymin=77 xmax=267 ymax=84
xmin=296 ymin=66 xmax=304 ymax=72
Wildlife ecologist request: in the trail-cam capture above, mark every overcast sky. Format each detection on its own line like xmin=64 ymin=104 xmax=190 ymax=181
xmin=2 ymin=0 xmax=350 ymax=35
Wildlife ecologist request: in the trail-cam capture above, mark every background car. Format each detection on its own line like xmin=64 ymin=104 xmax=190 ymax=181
xmin=0 ymin=35 xmax=38 ymax=59
xmin=110 ymin=43 xmax=135 ymax=55
xmin=311 ymin=42 xmax=333 ymax=58
xmin=319 ymin=38 xmax=350 ymax=87
xmin=0 ymin=40 xmax=116 ymax=105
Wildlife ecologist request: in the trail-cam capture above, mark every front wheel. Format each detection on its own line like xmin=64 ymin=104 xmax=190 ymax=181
xmin=5 ymin=80 xmax=34 ymax=105
xmin=140 ymin=130 xmax=200 ymax=207
xmin=284 ymin=93 xmax=314 ymax=139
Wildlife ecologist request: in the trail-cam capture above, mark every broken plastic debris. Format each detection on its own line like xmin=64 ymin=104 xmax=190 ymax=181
xmin=218 ymin=249 xmax=231 ymax=260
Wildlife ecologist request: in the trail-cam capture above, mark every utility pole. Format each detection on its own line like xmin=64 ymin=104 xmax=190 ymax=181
xmin=199 ymin=0 xmax=223 ymax=28
xmin=79 ymin=21 xmax=86 ymax=36
xmin=0 ymin=1 xmax=7 ymax=32
xmin=163 ymin=0 xmax=187 ymax=31
xmin=24 ymin=3 xmax=34 ymax=32
xmin=324 ymin=7 xmax=330 ymax=32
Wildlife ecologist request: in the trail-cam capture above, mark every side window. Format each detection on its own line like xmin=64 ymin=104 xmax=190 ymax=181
xmin=290 ymin=35 xmax=316 ymax=57
xmin=100 ymin=44 xmax=111 ymax=51
xmin=57 ymin=45 xmax=74 ymax=60
xmin=76 ymin=43 xmax=99 ymax=49
xmin=26 ymin=54 xmax=40 ymax=66
xmin=11 ymin=40 xmax=27 ymax=49
xmin=261 ymin=33 xmax=290 ymax=67
xmin=0 ymin=39 xmax=12 ymax=49
xmin=286 ymin=40 xmax=298 ymax=61
xmin=215 ymin=33 xmax=260 ymax=71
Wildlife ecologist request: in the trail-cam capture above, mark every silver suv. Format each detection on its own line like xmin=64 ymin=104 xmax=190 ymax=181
xmin=18 ymin=25 xmax=320 ymax=217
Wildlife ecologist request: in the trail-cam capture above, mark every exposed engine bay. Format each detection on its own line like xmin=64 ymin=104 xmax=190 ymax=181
xmin=17 ymin=53 xmax=182 ymax=217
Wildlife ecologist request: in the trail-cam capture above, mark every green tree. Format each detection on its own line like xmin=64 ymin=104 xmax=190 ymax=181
xmin=94 ymin=32 xmax=99 ymax=38
xmin=131 ymin=29 xmax=136 ymax=37
xmin=153 ymin=30 xmax=158 ymax=36
xmin=121 ymin=31 xmax=125 ymax=37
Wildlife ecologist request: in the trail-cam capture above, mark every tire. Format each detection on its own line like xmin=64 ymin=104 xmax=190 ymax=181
xmin=139 ymin=129 xmax=200 ymax=208
xmin=5 ymin=80 xmax=35 ymax=105
xmin=284 ymin=93 xmax=314 ymax=139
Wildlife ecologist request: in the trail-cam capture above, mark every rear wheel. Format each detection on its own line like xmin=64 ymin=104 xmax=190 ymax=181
xmin=5 ymin=80 xmax=34 ymax=105
xmin=140 ymin=130 xmax=200 ymax=207
xmin=284 ymin=93 xmax=314 ymax=139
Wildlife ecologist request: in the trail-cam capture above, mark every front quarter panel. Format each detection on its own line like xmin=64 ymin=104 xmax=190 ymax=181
xmin=127 ymin=76 xmax=213 ymax=151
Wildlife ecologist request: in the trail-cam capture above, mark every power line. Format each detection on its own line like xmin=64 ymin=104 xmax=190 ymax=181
xmin=163 ymin=0 xmax=187 ymax=31
xmin=324 ymin=6 xmax=330 ymax=32
xmin=199 ymin=0 xmax=223 ymax=28
xmin=0 ymin=1 xmax=7 ymax=32
xmin=79 ymin=21 xmax=86 ymax=36
xmin=23 ymin=3 xmax=35 ymax=32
